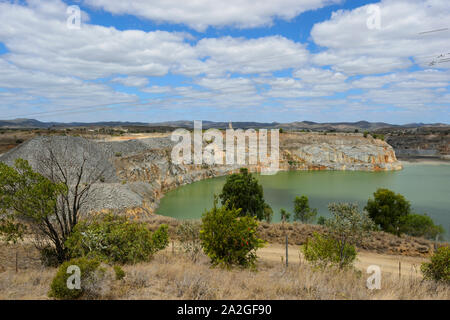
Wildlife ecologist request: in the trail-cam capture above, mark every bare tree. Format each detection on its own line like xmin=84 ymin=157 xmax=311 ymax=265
xmin=32 ymin=136 xmax=109 ymax=262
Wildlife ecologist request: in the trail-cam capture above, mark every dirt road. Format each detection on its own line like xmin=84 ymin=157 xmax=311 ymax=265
xmin=258 ymin=244 xmax=427 ymax=278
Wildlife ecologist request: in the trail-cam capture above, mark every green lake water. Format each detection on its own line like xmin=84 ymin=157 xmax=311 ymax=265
xmin=156 ymin=162 xmax=450 ymax=238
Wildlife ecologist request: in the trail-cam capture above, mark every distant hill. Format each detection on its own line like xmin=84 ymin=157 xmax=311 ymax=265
xmin=0 ymin=118 xmax=448 ymax=131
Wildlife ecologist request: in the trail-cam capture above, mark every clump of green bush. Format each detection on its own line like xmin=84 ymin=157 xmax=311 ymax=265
xmin=302 ymin=233 xmax=356 ymax=269
xmin=200 ymin=200 xmax=265 ymax=268
xmin=65 ymin=214 xmax=169 ymax=264
xmin=317 ymin=216 xmax=327 ymax=226
xmin=113 ymin=265 xmax=126 ymax=280
xmin=400 ymin=213 xmax=445 ymax=240
xmin=421 ymin=246 xmax=449 ymax=284
xmin=366 ymin=188 xmax=444 ymax=239
xmin=48 ymin=257 xmax=102 ymax=300
xmin=371 ymin=134 xmax=384 ymax=141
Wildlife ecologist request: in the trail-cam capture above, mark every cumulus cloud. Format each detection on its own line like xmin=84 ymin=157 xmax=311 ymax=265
xmin=175 ymin=36 xmax=310 ymax=76
xmin=0 ymin=0 xmax=448 ymax=123
xmin=83 ymin=0 xmax=342 ymax=31
xmin=110 ymin=76 xmax=149 ymax=87
xmin=311 ymin=0 xmax=450 ymax=74
xmin=0 ymin=59 xmax=137 ymax=118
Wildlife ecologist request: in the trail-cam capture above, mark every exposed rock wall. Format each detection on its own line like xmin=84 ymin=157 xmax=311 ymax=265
xmin=383 ymin=127 xmax=450 ymax=159
xmin=279 ymin=133 xmax=401 ymax=171
xmin=0 ymin=133 xmax=402 ymax=215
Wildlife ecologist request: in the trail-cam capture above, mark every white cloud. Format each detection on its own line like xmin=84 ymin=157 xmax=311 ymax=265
xmin=0 ymin=59 xmax=137 ymax=118
xmin=311 ymin=0 xmax=450 ymax=74
xmin=293 ymin=67 xmax=347 ymax=83
xmin=177 ymin=36 xmax=310 ymax=76
xmin=0 ymin=0 xmax=448 ymax=123
xmin=83 ymin=0 xmax=342 ymax=31
xmin=110 ymin=76 xmax=149 ymax=87
xmin=0 ymin=1 xmax=310 ymax=80
xmin=0 ymin=1 xmax=197 ymax=80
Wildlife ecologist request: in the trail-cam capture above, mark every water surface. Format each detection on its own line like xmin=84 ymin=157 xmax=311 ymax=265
xmin=157 ymin=163 xmax=450 ymax=238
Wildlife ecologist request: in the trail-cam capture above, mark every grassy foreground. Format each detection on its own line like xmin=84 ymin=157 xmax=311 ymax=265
xmin=0 ymin=241 xmax=448 ymax=300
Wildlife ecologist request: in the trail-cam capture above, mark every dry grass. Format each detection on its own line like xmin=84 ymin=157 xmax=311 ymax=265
xmin=0 ymin=243 xmax=448 ymax=300
xmin=144 ymin=216 xmax=441 ymax=258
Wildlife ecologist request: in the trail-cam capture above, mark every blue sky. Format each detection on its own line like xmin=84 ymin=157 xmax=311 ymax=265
xmin=0 ymin=0 xmax=449 ymax=124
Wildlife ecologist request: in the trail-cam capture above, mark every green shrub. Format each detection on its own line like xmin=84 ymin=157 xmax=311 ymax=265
xmin=366 ymin=189 xmax=443 ymax=238
xmin=365 ymin=188 xmax=411 ymax=235
xmin=293 ymin=195 xmax=317 ymax=223
xmin=302 ymin=233 xmax=356 ymax=268
xmin=280 ymin=208 xmax=291 ymax=223
xmin=263 ymin=204 xmax=273 ymax=223
xmin=370 ymin=134 xmax=385 ymax=141
xmin=176 ymin=220 xmax=202 ymax=261
xmin=325 ymin=203 xmax=374 ymax=268
xmin=400 ymin=213 xmax=445 ymax=240
xmin=113 ymin=265 xmax=125 ymax=280
xmin=65 ymin=214 xmax=169 ymax=264
xmin=200 ymin=200 xmax=265 ymax=268
xmin=317 ymin=216 xmax=327 ymax=226
xmin=421 ymin=246 xmax=449 ymax=283
xmin=219 ymin=168 xmax=269 ymax=221
xmin=48 ymin=257 xmax=101 ymax=299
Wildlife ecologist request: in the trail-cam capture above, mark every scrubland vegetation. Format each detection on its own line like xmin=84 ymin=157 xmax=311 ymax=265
xmin=0 ymin=155 xmax=448 ymax=299
xmin=1 ymin=242 xmax=449 ymax=300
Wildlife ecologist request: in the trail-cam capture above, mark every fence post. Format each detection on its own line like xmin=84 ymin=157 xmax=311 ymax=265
xmin=285 ymin=234 xmax=288 ymax=268
xmin=15 ymin=250 xmax=18 ymax=273
xmin=398 ymin=261 xmax=401 ymax=279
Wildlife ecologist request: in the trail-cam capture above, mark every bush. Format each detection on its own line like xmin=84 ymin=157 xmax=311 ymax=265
xmin=280 ymin=208 xmax=291 ymax=223
xmin=113 ymin=265 xmax=126 ymax=280
xmin=302 ymin=233 xmax=356 ymax=268
xmin=326 ymin=203 xmax=374 ymax=268
xmin=65 ymin=214 xmax=169 ymax=264
xmin=421 ymin=246 xmax=449 ymax=283
xmin=48 ymin=257 xmax=101 ymax=299
xmin=200 ymin=200 xmax=265 ymax=268
xmin=317 ymin=216 xmax=327 ymax=226
xmin=293 ymin=195 xmax=317 ymax=223
xmin=400 ymin=213 xmax=445 ymax=240
xmin=219 ymin=168 xmax=270 ymax=221
xmin=263 ymin=204 xmax=273 ymax=223
xmin=366 ymin=189 xmax=443 ymax=238
xmin=176 ymin=220 xmax=202 ymax=261
xmin=365 ymin=188 xmax=411 ymax=235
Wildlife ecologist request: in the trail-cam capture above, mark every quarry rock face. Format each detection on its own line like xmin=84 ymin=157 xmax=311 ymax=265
xmin=0 ymin=133 xmax=402 ymax=215
xmin=279 ymin=133 xmax=402 ymax=171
